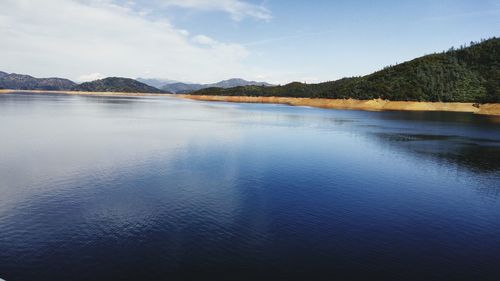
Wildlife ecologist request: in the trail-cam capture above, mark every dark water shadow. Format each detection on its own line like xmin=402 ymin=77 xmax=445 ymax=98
xmin=372 ymin=132 xmax=500 ymax=173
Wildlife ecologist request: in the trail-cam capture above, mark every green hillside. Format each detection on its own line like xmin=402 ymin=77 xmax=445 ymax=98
xmin=193 ymin=38 xmax=500 ymax=103
xmin=73 ymin=77 xmax=165 ymax=93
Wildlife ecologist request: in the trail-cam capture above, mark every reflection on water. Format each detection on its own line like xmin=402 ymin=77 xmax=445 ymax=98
xmin=373 ymin=132 xmax=500 ymax=172
xmin=0 ymin=93 xmax=500 ymax=281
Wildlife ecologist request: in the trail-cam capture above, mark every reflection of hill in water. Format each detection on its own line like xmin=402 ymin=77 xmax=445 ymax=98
xmin=370 ymin=131 xmax=500 ymax=198
xmin=373 ymin=132 xmax=500 ymax=173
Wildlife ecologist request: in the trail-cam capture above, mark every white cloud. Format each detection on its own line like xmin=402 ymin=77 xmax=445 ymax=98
xmin=0 ymin=0 xmax=253 ymax=83
xmin=159 ymin=0 xmax=272 ymax=21
xmin=192 ymin=35 xmax=218 ymax=46
xmin=77 ymin=72 xmax=105 ymax=82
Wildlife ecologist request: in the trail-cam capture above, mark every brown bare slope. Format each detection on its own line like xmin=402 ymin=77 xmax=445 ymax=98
xmin=180 ymin=95 xmax=500 ymax=116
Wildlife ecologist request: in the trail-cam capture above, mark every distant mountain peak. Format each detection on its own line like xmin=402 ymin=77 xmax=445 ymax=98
xmin=221 ymin=78 xmax=247 ymax=83
xmin=160 ymin=78 xmax=273 ymax=94
xmin=136 ymin=78 xmax=178 ymax=89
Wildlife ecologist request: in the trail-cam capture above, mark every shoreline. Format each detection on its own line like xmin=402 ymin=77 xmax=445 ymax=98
xmin=180 ymin=95 xmax=500 ymax=116
xmin=0 ymin=89 xmax=170 ymax=97
xmin=1 ymin=89 xmax=500 ymax=116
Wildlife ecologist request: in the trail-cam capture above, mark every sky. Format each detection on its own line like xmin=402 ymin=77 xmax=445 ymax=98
xmin=0 ymin=0 xmax=499 ymax=84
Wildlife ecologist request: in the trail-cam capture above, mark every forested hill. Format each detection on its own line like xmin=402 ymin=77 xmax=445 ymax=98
xmin=192 ymin=38 xmax=500 ymax=103
xmin=0 ymin=73 xmax=76 ymax=90
xmin=0 ymin=73 xmax=166 ymax=93
xmin=73 ymin=77 xmax=165 ymax=93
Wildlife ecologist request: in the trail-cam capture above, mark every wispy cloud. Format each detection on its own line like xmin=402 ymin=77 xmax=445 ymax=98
xmin=159 ymin=0 xmax=272 ymax=21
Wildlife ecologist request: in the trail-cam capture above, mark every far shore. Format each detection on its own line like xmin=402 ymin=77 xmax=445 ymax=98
xmin=0 ymin=89 xmax=169 ymax=97
xmin=1 ymin=89 xmax=499 ymax=116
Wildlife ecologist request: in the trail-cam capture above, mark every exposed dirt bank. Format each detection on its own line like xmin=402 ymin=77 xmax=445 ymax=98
xmin=180 ymin=95 xmax=500 ymax=116
xmin=2 ymin=90 xmax=499 ymax=116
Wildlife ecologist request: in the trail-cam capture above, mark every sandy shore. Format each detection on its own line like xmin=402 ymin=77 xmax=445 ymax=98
xmin=180 ymin=95 xmax=500 ymax=116
xmin=2 ymin=89 xmax=499 ymax=115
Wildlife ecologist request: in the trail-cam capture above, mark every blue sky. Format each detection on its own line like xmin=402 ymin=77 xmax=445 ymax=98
xmin=1 ymin=0 xmax=499 ymax=83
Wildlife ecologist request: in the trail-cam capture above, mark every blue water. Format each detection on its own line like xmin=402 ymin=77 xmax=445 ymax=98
xmin=0 ymin=93 xmax=499 ymax=281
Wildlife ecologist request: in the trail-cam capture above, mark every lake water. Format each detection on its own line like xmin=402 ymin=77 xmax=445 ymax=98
xmin=0 ymin=93 xmax=500 ymax=281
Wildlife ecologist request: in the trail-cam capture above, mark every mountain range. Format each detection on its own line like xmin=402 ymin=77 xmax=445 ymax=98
xmin=136 ymin=78 xmax=177 ymax=89
xmin=0 ymin=72 xmax=272 ymax=94
xmin=0 ymin=73 xmax=163 ymax=93
xmin=0 ymin=73 xmax=76 ymax=91
xmin=138 ymin=78 xmax=273 ymax=93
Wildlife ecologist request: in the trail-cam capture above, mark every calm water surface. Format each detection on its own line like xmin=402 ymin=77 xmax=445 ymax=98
xmin=1 ymin=93 xmax=500 ymax=281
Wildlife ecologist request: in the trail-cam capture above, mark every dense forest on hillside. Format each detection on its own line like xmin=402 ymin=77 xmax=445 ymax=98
xmin=193 ymin=38 xmax=500 ymax=103
xmin=73 ymin=77 xmax=165 ymax=93
xmin=0 ymin=73 xmax=166 ymax=93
